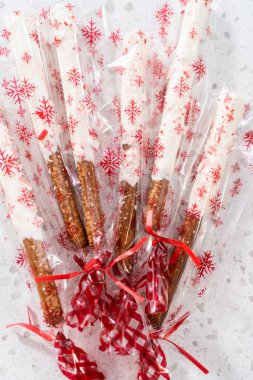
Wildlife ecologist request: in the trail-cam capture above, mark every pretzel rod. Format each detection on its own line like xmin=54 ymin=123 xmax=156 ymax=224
xmin=145 ymin=0 xmax=213 ymax=230
xmin=52 ymin=5 xmax=103 ymax=247
xmin=114 ymin=31 xmax=147 ymax=274
xmin=149 ymin=91 xmax=244 ymax=329
xmin=9 ymin=15 xmax=86 ymax=248
xmin=0 ymin=118 xmax=63 ymax=326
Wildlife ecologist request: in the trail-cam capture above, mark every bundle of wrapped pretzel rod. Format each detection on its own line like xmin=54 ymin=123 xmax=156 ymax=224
xmin=1 ymin=1 xmax=251 ymax=379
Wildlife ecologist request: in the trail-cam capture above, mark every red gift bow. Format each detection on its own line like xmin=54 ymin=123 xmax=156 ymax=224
xmin=146 ymin=210 xmax=201 ymax=268
xmin=150 ymin=312 xmax=208 ymax=375
xmin=36 ymin=237 xmax=148 ymax=303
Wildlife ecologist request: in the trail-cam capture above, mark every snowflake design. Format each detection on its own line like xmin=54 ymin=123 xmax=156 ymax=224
xmin=243 ymin=130 xmax=253 ymax=150
xmin=99 ymin=146 xmax=120 ymax=178
xmin=0 ymin=149 xmax=17 ymax=176
xmin=22 ymin=52 xmax=32 ymax=64
xmin=135 ymin=76 xmax=144 ymax=88
xmin=17 ymin=106 xmax=26 ymax=118
xmin=81 ymin=19 xmax=102 ymax=47
xmin=53 ymin=36 xmax=62 ymax=47
xmin=124 ymin=99 xmax=141 ymax=124
xmin=197 ymin=184 xmax=207 ymax=198
xmin=109 ymin=29 xmax=122 ymax=47
xmin=112 ymin=96 xmax=121 ymax=120
xmin=134 ymin=130 xmax=143 ymax=144
xmin=192 ymin=251 xmax=215 ymax=286
xmin=52 ymin=19 xmax=62 ymax=30
xmin=5 ymin=77 xmax=24 ymax=105
xmin=44 ymin=140 xmax=54 ymax=152
xmin=65 ymin=140 xmax=75 ymax=151
xmin=173 ymin=76 xmax=190 ymax=98
xmin=166 ymin=305 xmax=183 ymax=326
xmin=18 ymin=188 xmax=34 ymax=208
xmin=210 ymin=165 xmax=222 ymax=185
xmin=187 ymin=129 xmax=194 ymax=142
xmin=15 ymin=121 xmax=33 ymax=145
xmin=35 ymin=97 xmax=55 ymax=126
xmin=174 ymin=123 xmax=184 ymax=135
xmin=29 ymin=29 xmax=39 ymax=45
xmin=231 ymin=162 xmax=240 ymax=173
xmin=88 ymin=128 xmax=98 ymax=140
xmin=186 ymin=203 xmax=201 ymax=219
xmin=16 ymin=248 xmax=26 ymax=267
xmin=155 ymin=86 xmax=166 ymax=113
xmin=197 ymin=287 xmax=207 ymax=297
xmin=56 ymin=228 xmax=78 ymax=251
xmin=82 ymin=93 xmax=96 ymax=114
xmin=1 ymin=29 xmax=11 ymax=41
xmin=25 ymin=150 xmax=32 ymax=160
xmin=229 ymin=178 xmax=242 ymax=197
xmin=150 ymin=54 xmax=165 ymax=80
xmin=67 ymin=66 xmax=81 ymax=87
xmin=0 ymin=47 xmax=10 ymax=57
xmin=119 ymin=125 xmax=126 ymax=136
xmin=21 ymin=78 xmax=35 ymax=100
xmin=189 ymin=27 xmax=198 ymax=39
xmin=226 ymin=108 xmax=234 ymax=123
xmin=67 ymin=114 xmax=78 ymax=134
xmin=191 ymin=99 xmax=201 ymax=121
xmin=155 ymin=3 xmax=174 ymax=26
xmin=213 ymin=216 xmax=223 ymax=227
xmin=148 ymin=136 xmax=164 ymax=158
xmin=65 ymin=2 xmax=74 ymax=11
xmin=165 ymin=45 xmax=175 ymax=57
xmin=209 ymin=190 xmax=222 ymax=216
xmin=97 ymin=55 xmax=104 ymax=67
xmin=113 ymin=66 xmax=125 ymax=75
xmin=192 ymin=57 xmax=206 ymax=81
xmin=40 ymin=7 xmax=50 ymax=19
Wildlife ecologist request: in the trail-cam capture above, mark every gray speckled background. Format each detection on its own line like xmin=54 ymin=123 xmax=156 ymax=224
xmin=0 ymin=0 xmax=253 ymax=379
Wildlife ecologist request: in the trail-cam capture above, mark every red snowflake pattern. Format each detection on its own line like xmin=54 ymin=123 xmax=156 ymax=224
xmin=82 ymin=93 xmax=96 ymax=114
xmin=192 ymin=57 xmax=206 ymax=81
xmin=113 ymin=66 xmax=125 ymax=75
xmin=67 ymin=66 xmax=81 ymax=87
xmin=0 ymin=47 xmax=10 ymax=57
xmin=189 ymin=28 xmax=198 ymax=39
xmin=173 ymin=76 xmax=190 ymax=98
xmin=44 ymin=140 xmax=54 ymax=152
xmin=99 ymin=146 xmax=120 ymax=178
xmin=174 ymin=123 xmax=184 ymax=135
xmin=229 ymin=178 xmax=242 ymax=197
xmin=15 ymin=121 xmax=33 ymax=145
xmin=0 ymin=149 xmax=17 ymax=176
xmin=109 ymin=29 xmax=122 ymax=47
xmin=124 ymin=99 xmax=141 ymax=124
xmin=112 ymin=96 xmax=121 ymax=120
xmin=5 ymin=77 xmax=24 ymax=105
xmin=135 ymin=76 xmax=144 ymax=88
xmin=25 ymin=150 xmax=32 ymax=160
xmin=35 ymin=97 xmax=55 ymax=126
xmin=231 ymin=162 xmax=240 ymax=173
xmin=1 ymin=29 xmax=11 ymax=41
xmin=29 ymin=29 xmax=39 ymax=45
xmin=155 ymin=3 xmax=174 ymax=26
xmin=18 ymin=188 xmax=34 ymax=208
xmin=16 ymin=248 xmax=26 ymax=267
xmin=155 ymin=86 xmax=166 ymax=113
xmin=53 ymin=36 xmax=62 ymax=47
xmin=134 ymin=130 xmax=143 ymax=144
xmin=150 ymin=55 xmax=165 ymax=80
xmin=165 ymin=45 xmax=175 ymax=57
xmin=67 ymin=114 xmax=78 ymax=134
xmin=197 ymin=184 xmax=207 ymax=198
xmin=210 ymin=165 xmax=222 ymax=185
xmin=81 ymin=19 xmax=102 ymax=47
xmin=17 ymin=106 xmax=26 ymax=118
xmin=22 ymin=52 xmax=32 ymax=64
xmin=186 ymin=203 xmax=201 ymax=219
xmin=65 ymin=2 xmax=74 ymax=11
xmin=148 ymin=136 xmax=164 ymax=158
xmin=209 ymin=190 xmax=222 ymax=216
xmin=197 ymin=287 xmax=207 ymax=297
xmin=88 ymin=128 xmax=98 ymax=140
xmin=21 ymin=78 xmax=35 ymax=99
xmin=192 ymin=251 xmax=215 ymax=286
xmin=243 ymin=130 xmax=253 ymax=150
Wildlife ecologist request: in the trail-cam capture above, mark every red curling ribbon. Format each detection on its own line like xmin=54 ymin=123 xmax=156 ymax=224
xmin=36 ymin=237 xmax=148 ymax=303
xmin=150 ymin=312 xmax=209 ymax=375
xmin=146 ymin=211 xmax=201 ymax=268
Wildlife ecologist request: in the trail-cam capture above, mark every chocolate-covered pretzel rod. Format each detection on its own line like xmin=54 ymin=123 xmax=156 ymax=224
xmin=148 ymin=91 xmax=245 ymax=329
xmin=52 ymin=5 xmax=103 ymax=247
xmin=0 ymin=119 xmax=63 ymax=326
xmin=10 ymin=15 xmax=86 ymax=248
xmin=145 ymin=0 xmax=213 ymax=230
xmin=114 ymin=31 xmax=147 ymax=274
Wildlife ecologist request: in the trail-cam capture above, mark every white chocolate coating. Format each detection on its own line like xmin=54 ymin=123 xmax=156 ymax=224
xmin=0 ymin=119 xmax=44 ymax=240
xmin=9 ymin=15 xmax=58 ymax=160
xmin=152 ymin=0 xmax=212 ymax=181
xmin=51 ymin=4 xmax=94 ymax=163
xmin=119 ymin=30 xmax=147 ymax=186
xmin=188 ymin=91 xmax=244 ymax=218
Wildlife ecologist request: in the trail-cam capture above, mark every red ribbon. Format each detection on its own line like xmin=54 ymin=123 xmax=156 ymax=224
xmin=146 ymin=211 xmax=201 ymax=268
xmin=36 ymin=237 xmax=148 ymax=303
xmin=150 ymin=312 xmax=208 ymax=375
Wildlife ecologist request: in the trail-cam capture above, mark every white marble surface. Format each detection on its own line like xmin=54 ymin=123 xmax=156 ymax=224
xmin=0 ymin=0 xmax=253 ymax=379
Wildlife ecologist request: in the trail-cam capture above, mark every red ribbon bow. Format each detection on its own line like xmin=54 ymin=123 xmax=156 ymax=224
xmin=36 ymin=237 xmax=148 ymax=303
xmin=146 ymin=211 xmax=201 ymax=268
xmin=150 ymin=312 xmax=208 ymax=375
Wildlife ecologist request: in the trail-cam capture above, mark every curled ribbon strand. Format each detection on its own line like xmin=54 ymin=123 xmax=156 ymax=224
xmin=151 ymin=312 xmax=208 ymax=375
xmin=146 ymin=210 xmax=201 ymax=268
xmin=36 ymin=237 xmax=148 ymax=303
